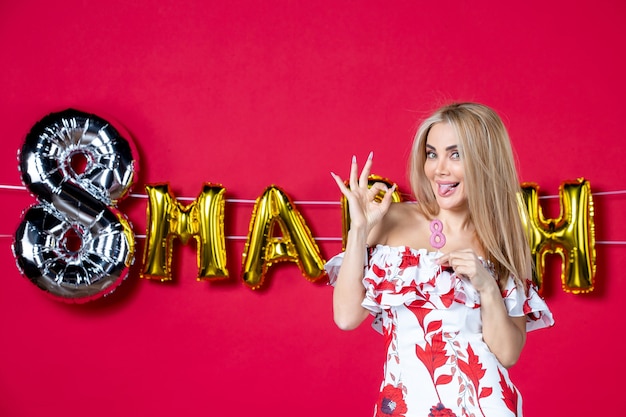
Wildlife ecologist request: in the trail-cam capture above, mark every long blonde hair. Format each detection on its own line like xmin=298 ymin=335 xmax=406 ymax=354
xmin=409 ymin=102 xmax=531 ymax=289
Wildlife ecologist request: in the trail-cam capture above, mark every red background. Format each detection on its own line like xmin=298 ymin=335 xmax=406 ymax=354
xmin=1 ymin=1 xmax=625 ymax=416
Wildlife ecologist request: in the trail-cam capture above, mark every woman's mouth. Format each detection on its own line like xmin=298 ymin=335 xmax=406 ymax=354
xmin=437 ymin=182 xmax=459 ymax=197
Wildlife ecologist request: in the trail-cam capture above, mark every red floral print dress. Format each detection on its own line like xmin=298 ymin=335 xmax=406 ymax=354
xmin=325 ymin=245 xmax=554 ymax=417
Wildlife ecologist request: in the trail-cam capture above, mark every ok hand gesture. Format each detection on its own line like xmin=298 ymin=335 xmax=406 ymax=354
xmin=331 ymin=152 xmax=396 ymax=235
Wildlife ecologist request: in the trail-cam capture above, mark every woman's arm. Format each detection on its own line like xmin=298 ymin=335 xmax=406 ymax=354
xmin=479 ymin=286 xmax=526 ymax=368
xmin=438 ymin=250 xmax=527 ymax=367
xmin=332 ymin=227 xmax=371 ymax=330
xmin=330 ymin=153 xmax=395 ymax=330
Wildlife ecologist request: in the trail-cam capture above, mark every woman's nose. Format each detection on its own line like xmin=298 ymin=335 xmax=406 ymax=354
xmin=435 ymin=158 xmax=448 ymax=174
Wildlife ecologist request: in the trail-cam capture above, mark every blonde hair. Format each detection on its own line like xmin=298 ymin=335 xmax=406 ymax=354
xmin=409 ymin=102 xmax=531 ymax=289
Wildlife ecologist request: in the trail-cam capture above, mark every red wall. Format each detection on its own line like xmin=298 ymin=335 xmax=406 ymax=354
xmin=1 ymin=1 xmax=625 ymax=416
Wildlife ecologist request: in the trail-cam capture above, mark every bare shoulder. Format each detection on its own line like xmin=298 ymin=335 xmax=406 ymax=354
xmin=386 ymin=201 xmax=420 ymax=221
xmin=368 ymin=202 xmax=427 ymax=246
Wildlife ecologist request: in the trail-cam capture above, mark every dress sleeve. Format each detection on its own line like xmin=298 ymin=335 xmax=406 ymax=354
xmin=323 ymin=249 xmax=384 ymax=333
xmin=323 ymin=252 xmax=345 ymax=286
xmin=323 ymin=248 xmax=370 ymax=286
xmin=501 ymin=276 xmax=555 ymax=332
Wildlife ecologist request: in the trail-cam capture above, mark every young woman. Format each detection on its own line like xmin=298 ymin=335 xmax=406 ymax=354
xmin=326 ymin=103 xmax=554 ymax=416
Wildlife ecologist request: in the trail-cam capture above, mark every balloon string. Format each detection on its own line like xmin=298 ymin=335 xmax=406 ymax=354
xmin=0 ymin=233 xmax=623 ymax=244
xmin=0 ymin=184 xmax=28 ymax=191
xmin=0 ymin=233 xmax=342 ymax=241
xmin=539 ymin=189 xmax=626 ymax=199
xmin=130 ymin=192 xmax=340 ymax=205
xmin=2 ymin=184 xmax=626 ymax=244
xmin=136 ymin=235 xmax=343 ymax=241
xmin=1 ymin=185 xmax=341 ymax=205
xmin=3 ymin=183 xmax=626 ymax=203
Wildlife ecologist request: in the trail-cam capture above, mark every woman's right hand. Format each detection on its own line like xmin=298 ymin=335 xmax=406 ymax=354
xmin=330 ymin=152 xmax=396 ymax=235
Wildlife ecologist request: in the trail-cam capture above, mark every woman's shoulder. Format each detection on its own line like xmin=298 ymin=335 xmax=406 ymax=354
xmin=368 ymin=201 xmax=429 ymax=246
xmin=386 ymin=201 xmax=427 ymax=224
xmin=387 ymin=200 xmax=420 ymax=215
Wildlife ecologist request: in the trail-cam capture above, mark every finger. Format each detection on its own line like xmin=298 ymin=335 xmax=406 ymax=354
xmin=450 ymin=251 xmax=474 ymax=263
xmin=456 ymin=257 xmax=482 ymax=274
xmin=349 ymin=155 xmax=359 ymax=190
xmin=358 ymin=151 xmax=374 ymax=187
xmin=378 ymin=183 xmax=396 ymax=210
xmin=380 ymin=183 xmax=396 ymax=201
xmin=368 ymin=182 xmax=389 ymax=196
xmin=436 ymin=253 xmax=450 ymax=265
xmin=330 ymin=172 xmax=350 ymax=195
xmin=450 ymin=262 xmax=470 ymax=278
xmin=446 ymin=255 xmax=463 ymax=270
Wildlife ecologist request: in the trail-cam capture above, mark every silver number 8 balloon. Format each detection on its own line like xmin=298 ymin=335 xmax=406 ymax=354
xmin=13 ymin=109 xmax=137 ymax=303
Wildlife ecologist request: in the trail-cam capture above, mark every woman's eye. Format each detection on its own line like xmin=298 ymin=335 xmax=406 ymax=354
xmin=451 ymin=151 xmax=460 ymax=160
xmin=426 ymin=151 xmax=436 ymax=159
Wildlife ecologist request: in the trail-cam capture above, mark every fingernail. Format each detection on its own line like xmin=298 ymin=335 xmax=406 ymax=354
xmin=330 ymin=171 xmax=336 ymax=177
xmin=352 ymin=155 xmax=356 ymax=163
xmin=368 ymin=151 xmax=373 ymax=160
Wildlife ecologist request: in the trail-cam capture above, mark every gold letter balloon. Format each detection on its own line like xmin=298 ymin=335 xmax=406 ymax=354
xmin=12 ymin=110 xmax=598 ymax=299
xmin=242 ymin=185 xmax=326 ymax=290
xmin=13 ymin=109 xmax=137 ymax=303
xmin=520 ymin=178 xmax=596 ymax=294
xmin=341 ymin=175 xmax=403 ymax=249
xmin=141 ymin=183 xmax=229 ymax=281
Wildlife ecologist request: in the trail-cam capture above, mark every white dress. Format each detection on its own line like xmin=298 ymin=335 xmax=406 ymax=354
xmin=325 ymin=245 xmax=554 ymax=417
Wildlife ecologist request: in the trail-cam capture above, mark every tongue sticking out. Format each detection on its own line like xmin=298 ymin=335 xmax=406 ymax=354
xmin=438 ymin=183 xmax=459 ymax=197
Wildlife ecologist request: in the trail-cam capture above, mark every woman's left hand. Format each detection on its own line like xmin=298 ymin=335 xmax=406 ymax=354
xmin=437 ymin=249 xmax=498 ymax=293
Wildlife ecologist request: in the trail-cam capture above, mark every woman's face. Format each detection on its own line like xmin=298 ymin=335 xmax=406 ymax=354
xmin=423 ymin=122 xmax=468 ymax=212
